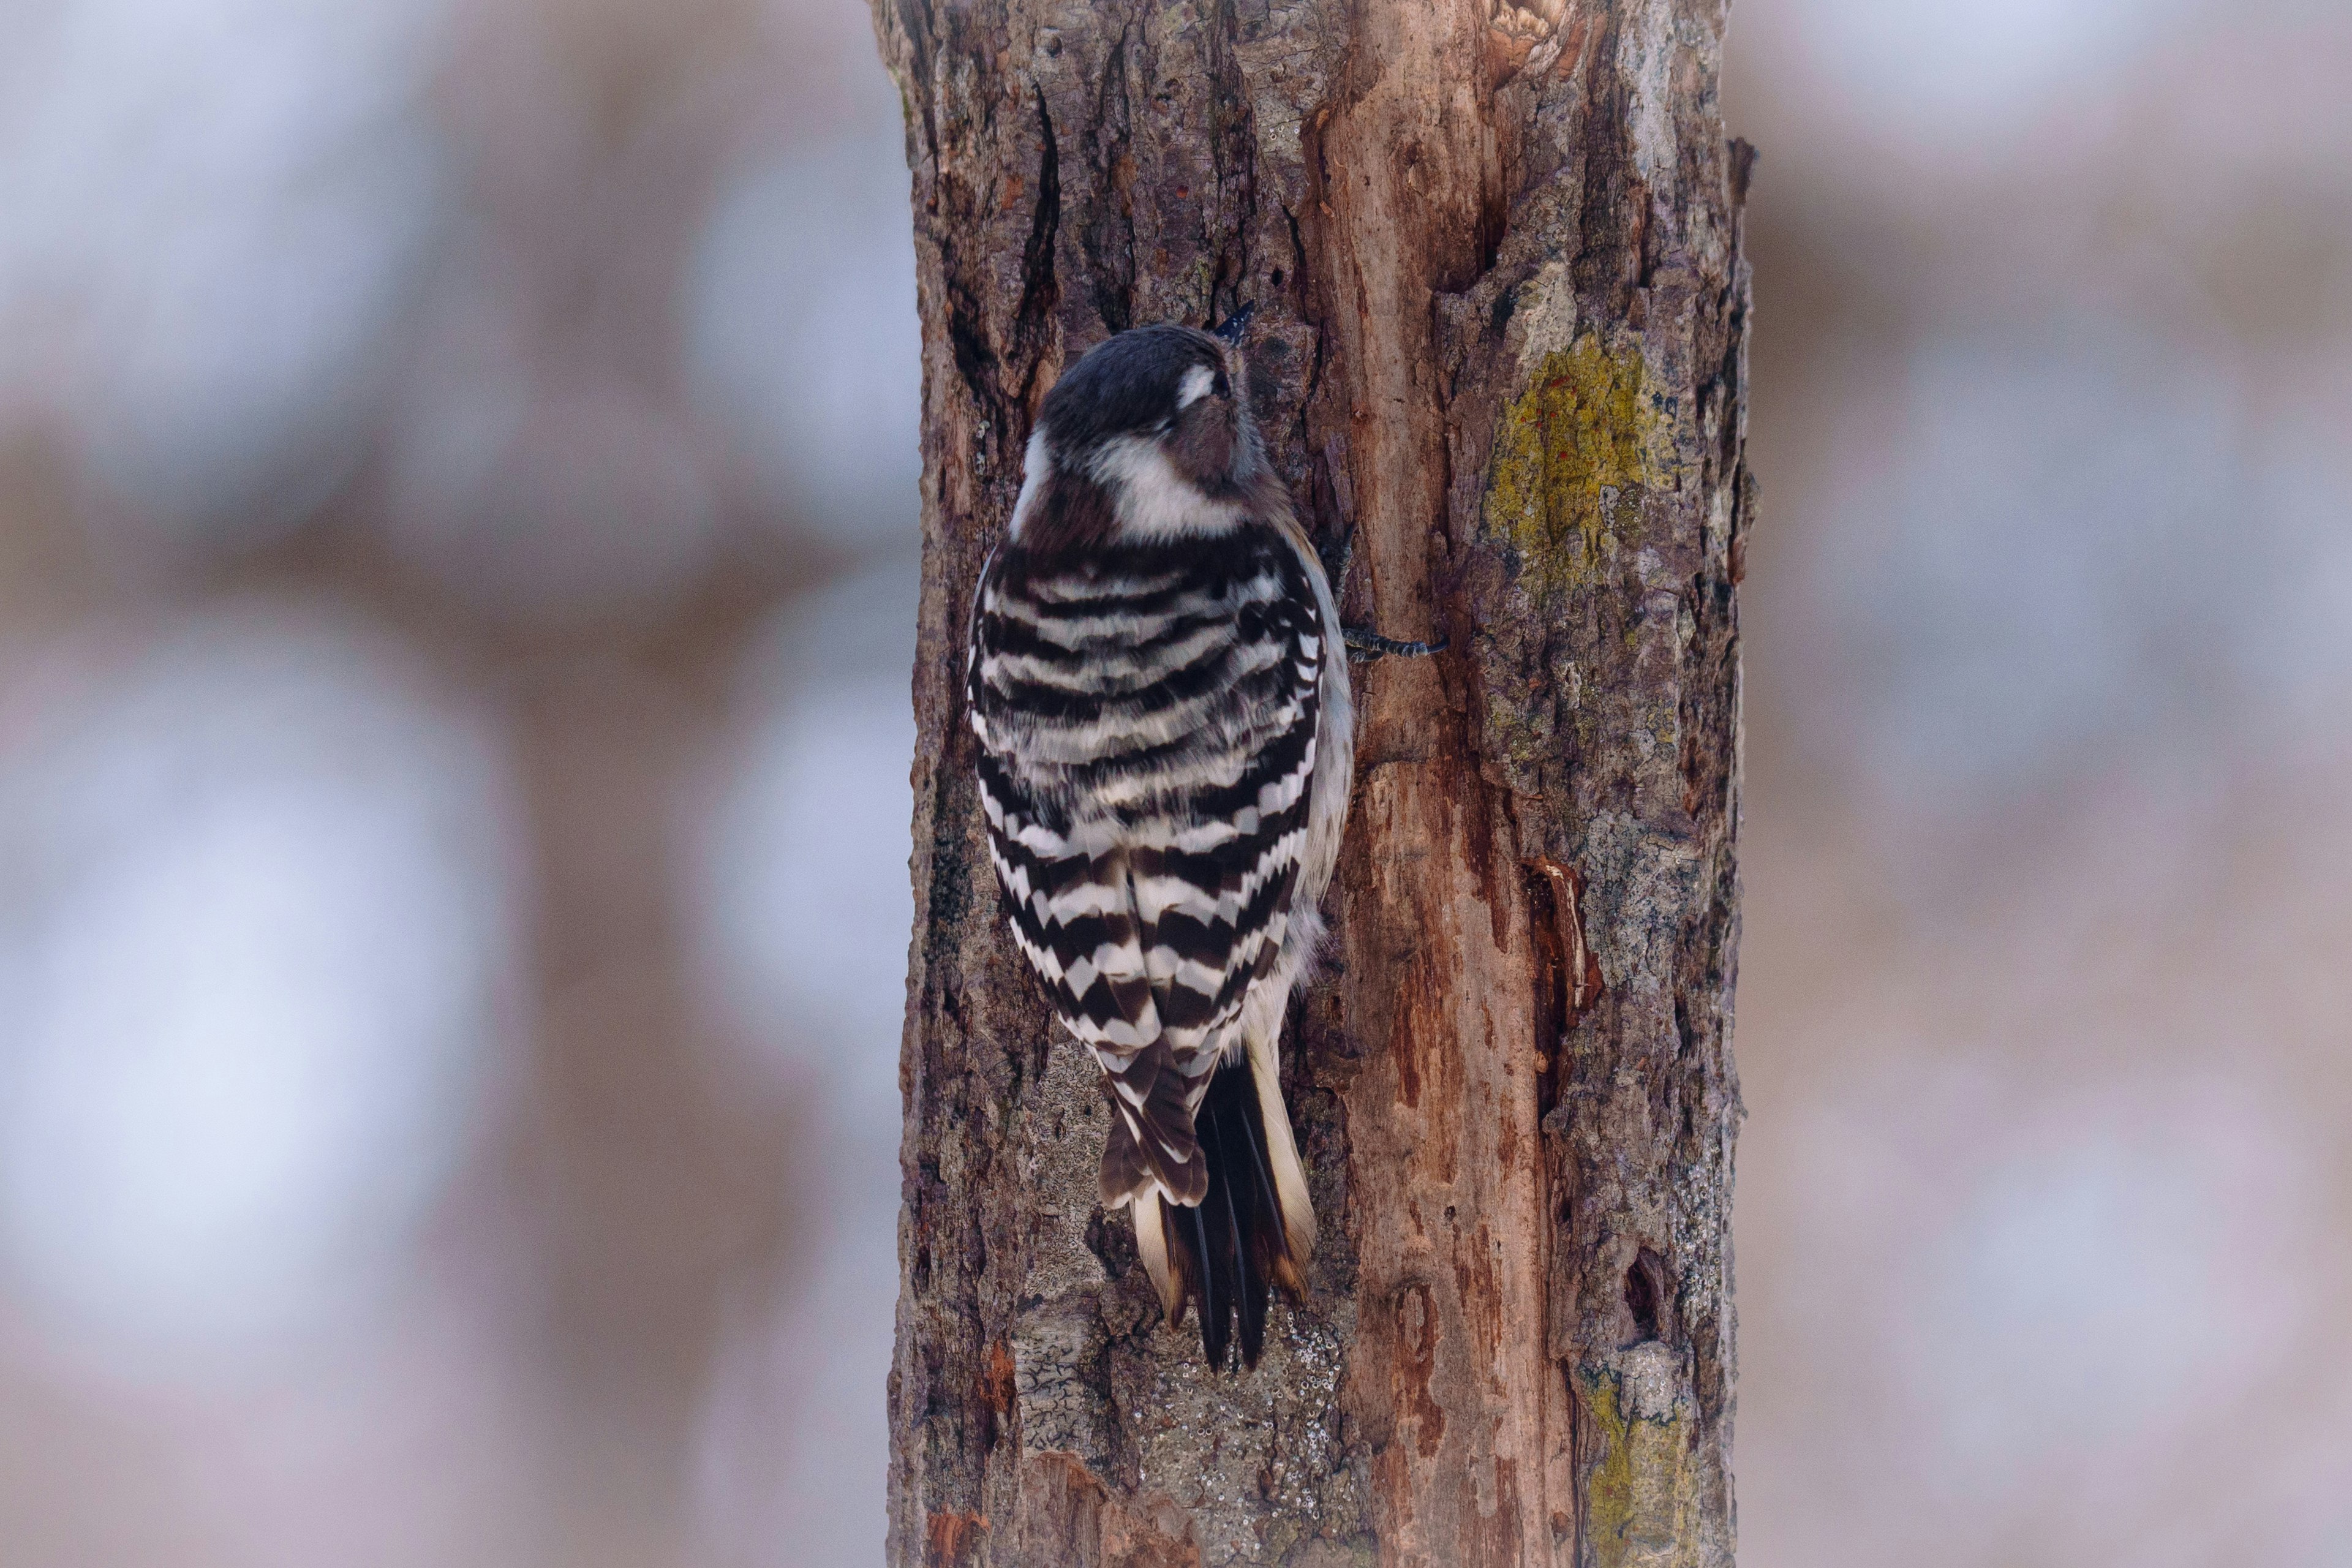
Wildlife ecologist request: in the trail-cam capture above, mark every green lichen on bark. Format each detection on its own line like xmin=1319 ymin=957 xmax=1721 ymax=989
xmin=1483 ymin=335 xmax=1673 ymax=597
xmin=1576 ymin=1348 xmax=1704 ymax=1568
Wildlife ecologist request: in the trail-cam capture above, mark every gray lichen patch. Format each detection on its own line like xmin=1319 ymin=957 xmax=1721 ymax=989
xmin=1014 ymin=1036 xmax=1365 ymax=1562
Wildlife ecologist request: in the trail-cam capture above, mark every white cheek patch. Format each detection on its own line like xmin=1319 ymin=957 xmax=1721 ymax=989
xmin=1176 ymin=363 xmax=1216 ymax=409
xmin=1008 ymin=426 xmax=1052 ymax=538
xmin=1088 ymin=434 xmax=1244 ymax=541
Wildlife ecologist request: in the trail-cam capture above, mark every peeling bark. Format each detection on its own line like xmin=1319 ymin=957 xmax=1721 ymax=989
xmin=875 ymin=3 xmax=1749 ymax=1564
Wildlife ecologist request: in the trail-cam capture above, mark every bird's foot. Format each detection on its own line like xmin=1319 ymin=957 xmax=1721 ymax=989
xmin=1324 ymin=528 xmax=1447 ymax=662
xmin=1344 ymin=627 xmax=1448 ymax=664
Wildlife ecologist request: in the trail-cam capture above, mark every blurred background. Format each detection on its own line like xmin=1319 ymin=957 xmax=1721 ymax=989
xmin=0 ymin=0 xmax=2344 ymax=1563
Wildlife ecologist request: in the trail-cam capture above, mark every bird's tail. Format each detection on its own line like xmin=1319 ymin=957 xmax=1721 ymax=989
xmin=1104 ymin=1042 xmax=1315 ymax=1371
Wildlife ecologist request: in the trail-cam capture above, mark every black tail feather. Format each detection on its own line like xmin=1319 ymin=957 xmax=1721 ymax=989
xmin=1161 ymin=1058 xmax=1299 ymax=1371
xmin=1220 ymin=1136 xmax=1268 ymax=1363
xmin=1225 ymin=1081 xmax=1305 ymax=1294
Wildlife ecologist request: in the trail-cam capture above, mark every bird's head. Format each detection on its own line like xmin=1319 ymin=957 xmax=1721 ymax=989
xmin=1011 ymin=315 xmax=1264 ymax=546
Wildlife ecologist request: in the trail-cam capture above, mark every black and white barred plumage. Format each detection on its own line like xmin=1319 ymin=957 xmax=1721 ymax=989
xmin=967 ymin=320 xmax=1351 ymax=1370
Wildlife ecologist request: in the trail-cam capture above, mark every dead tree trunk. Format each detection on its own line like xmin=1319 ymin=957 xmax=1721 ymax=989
xmin=875 ymin=3 xmax=1750 ymax=1563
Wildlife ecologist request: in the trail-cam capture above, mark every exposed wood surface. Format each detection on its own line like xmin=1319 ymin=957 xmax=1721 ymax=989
xmin=873 ymin=2 xmax=1751 ymax=1562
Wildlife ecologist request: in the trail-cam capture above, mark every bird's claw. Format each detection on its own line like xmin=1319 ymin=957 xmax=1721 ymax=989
xmin=1327 ymin=529 xmax=1446 ymax=662
xmin=1344 ymin=627 xmax=1448 ymax=664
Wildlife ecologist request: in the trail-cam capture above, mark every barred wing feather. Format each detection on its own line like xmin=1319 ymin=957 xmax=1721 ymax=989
xmin=968 ymin=534 xmax=1324 ymax=1209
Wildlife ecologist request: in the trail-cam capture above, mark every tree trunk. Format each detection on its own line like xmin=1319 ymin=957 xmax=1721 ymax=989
xmin=873 ymin=2 xmax=1750 ymax=1564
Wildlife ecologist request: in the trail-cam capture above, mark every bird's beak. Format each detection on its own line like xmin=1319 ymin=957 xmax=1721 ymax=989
xmin=1212 ymin=301 xmax=1255 ymax=347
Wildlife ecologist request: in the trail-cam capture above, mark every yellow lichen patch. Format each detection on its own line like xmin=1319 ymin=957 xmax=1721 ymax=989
xmin=1577 ymin=1354 xmax=1703 ymax=1568
xmin=1484 ymin=335 xmax=1672 ymax=595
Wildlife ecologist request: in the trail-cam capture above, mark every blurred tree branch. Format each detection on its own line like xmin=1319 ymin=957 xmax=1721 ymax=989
xmin=875 ymin=2 xmax=1750 ymax=1562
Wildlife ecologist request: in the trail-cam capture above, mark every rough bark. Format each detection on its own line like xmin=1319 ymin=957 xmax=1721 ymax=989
xmin=874 ymin=3 xmax=1750 ymax=1564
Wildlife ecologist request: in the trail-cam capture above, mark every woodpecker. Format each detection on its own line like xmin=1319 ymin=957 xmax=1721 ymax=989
xmin=965 ymin=312 xmax=1368 ymax=1370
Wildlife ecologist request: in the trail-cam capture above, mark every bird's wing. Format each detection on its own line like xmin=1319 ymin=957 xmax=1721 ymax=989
xmin=967 ymin=535 xmax=1325 ymax=1203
